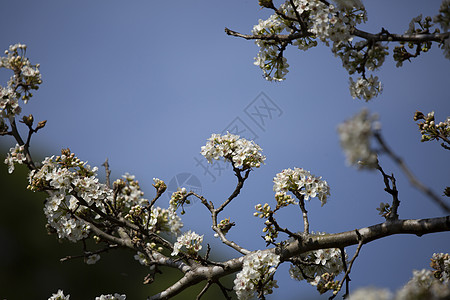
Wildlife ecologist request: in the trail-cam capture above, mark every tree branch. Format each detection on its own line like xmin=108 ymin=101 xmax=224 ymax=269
xmin=148 ymin=216 xmax=450 ymax=299
xmin=374 ymin=132 xmax=450 ymax=213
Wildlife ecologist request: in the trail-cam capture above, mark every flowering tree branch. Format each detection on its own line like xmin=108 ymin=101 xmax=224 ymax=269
xmin=1 ymin=2 xmax=450 ymax=297
xmin=148 ymin=216 xmax=450 ymax=299
xmin=225 ymin=0 xmax=450 ymax=101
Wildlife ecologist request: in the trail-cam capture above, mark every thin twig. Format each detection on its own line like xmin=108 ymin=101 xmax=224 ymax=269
xmin=196 ymin=281 xmax=212 ymax=300
xmin=376 ymin=163 xmax=400 ymax=220
xmin=102 ymin=158 xmax=111 ymax=188
xmin=374 ymin=132 xmax=450 ymax=213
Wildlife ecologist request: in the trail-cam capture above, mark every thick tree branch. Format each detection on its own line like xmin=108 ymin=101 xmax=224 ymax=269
xmin=148 ymin=216 xmax=450 ymax=299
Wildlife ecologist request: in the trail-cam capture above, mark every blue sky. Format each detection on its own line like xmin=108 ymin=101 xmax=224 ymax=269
xmin=1 ymin=1 xmax=449 ymax=299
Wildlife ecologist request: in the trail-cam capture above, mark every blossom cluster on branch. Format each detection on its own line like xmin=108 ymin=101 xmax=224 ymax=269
xmin=226 ymin=0 xmax=450 ymax=101
xmin=1 ymin=4 xmax=450 ymax=296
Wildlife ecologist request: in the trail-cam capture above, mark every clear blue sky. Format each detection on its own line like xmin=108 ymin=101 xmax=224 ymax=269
xmin=0 ymin=1 xmax=449 ymax=299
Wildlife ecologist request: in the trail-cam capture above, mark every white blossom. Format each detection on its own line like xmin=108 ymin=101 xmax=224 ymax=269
xmin=233 ymin=250 xmax=280 ymax=299
xmin=86 ymin=254 xmax=101 ymax=265
xmin=273 ymin=167 xmax=330 ymax=206
xmin=348 ymin=287 xmax=393 ymax=300
xmin=95 ymin=294 xmax=126 ymax=300
xmin=349 ymin=75 xmax=383 ymax=101
xmin=338 ymin=109 xmax=378 ymax=169
xmin=289 ymin=234 xmax=346 ymax=286
xmin=395 ymin=269 xmax=450 ymax=300
xmin=171 ymin=230 xmax=203 ymax=256
xmin=4 ymin=143 xmax=26 ymax=173
xmin=201 ymin=132 xmax=265 ymax=169
xmin=48 ymin=290 xmax=70 ymax=300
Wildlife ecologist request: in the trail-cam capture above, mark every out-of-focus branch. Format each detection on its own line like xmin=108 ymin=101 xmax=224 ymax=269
xmin=374 ymin=132 xmax=450 ymax=213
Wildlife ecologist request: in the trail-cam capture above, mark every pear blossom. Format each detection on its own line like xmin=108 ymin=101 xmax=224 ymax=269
xmin=48 ymin=290 xmax=70 ymax=300
xmin=201 ymin=132 xmax=265 ymax=169
xmin=233 ymin=250 xmax=280 ymax=299
xmin=273 ymin=167 xmax=330 ymax=205
xmin=4 ymin=143 xmax=26 ymax=173
xmin=95 ymin=294 xmax=126 ymax=300
xmin=338 ymin=109 xmax=378 ymax=169
xmin=289 ymin=233 xmax=346 ymax=287
xmin=171 ymin=230 xmax=203 ymax=256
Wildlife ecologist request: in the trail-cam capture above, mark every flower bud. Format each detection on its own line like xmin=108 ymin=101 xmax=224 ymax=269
xmin=36 ymin=120 xmax=47 ymax=130
xmin=22 ymin=114 xmax=34 ymax=126
xmin=413 ymin=111 xmax=424 ymax=121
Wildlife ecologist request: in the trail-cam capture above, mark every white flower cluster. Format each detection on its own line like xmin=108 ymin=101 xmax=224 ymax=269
xmin=252 ymin=0 xmax=368 ymax=82
xmin=431 ymin=252 xmax=450 ymax=282
xmin=86 ymin=254 xmax=101 ymax=265
xmin=95 ymin=294 xmax=126 ymax=300
xmin=338 ymin=109 xmax=378 ymax=169
xmin=169 ymin=187 xmax=187 ymax=210
xmin=149 ymin=206 xmax=183 ymax=235
xmin=201 ymin=132 xmax=266 ymax=169
xmin=28 ymin=150 xmax=182 ymax=243
xmin=28 ymin=152 xmax=109 ymax=242
xmin=48 ymin=291 xmax=126 ymax=300
xmin=0 ymin=44 xmax=42 ymax=119
xmin=396 ymin=269 xmax=450 ymax=300
xmin=117 ymin=173 xmax=149 ymax=207
xmin=289 ymin=241 xmax=346 ymax=286
xmin=171 ymin=230 xmax=203 ymax=256
xmin=273 ymin=167 xmax=330 ymax=206
xmin=349 ymin=75 xmax=383 ymax=101
xmin=119 ymin=176 xmax=183 ymax=235
xmin=348 ymin=287 xmax=393 ymax=300
xmin=48 ymin=290 xmax=70 ymax=300
xmin=252 ymin=15 xmax=289 ymax=81
xmin=233 ymin=250 xmax=280 ymax=300
xmin=4 ymin=143 xmax=26 ymax=173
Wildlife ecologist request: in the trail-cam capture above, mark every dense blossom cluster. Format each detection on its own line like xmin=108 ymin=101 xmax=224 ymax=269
xmin=338 ymin=109 xmax=378 ymax=169
xmin=47 ymin=290 xmax=126 ymax=300
xmin=28 ymin=151 xmax=106 ymax=242
xmin=201 ymin=132 xmax=265 ymax=169
xmin=252 ymin=0 xmax=367 ymax=82
xmin=169 ymin=187 xmax=188 ymax=210
xmin=348 ymin=75 xmax=383 ymax=101
xmin=251 ymin=0 xmax=389 ymax=101
xmin=289 ymin=235 xmax=346 ymax=288
xmin=273 ymin=167 xmax=330 ymax=205
xmin=4 ymin=143 xmax=26 ymax=173
xmin=27 ymin=150 xmax=182 ymax=244
xmin=249 ymin=1 xmax=450 ymax=100
xmin=171 ymin=230 xmax=204 ymax=256
xmin=233 ymin=250 xmax=280 ymax=300
xmin=95 ymin=294 xmax=126 ymax=300
xmin=0 ymin=43 xmax=42 ymax=120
